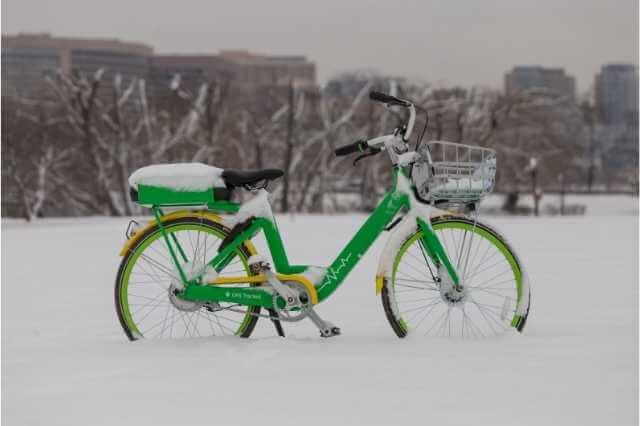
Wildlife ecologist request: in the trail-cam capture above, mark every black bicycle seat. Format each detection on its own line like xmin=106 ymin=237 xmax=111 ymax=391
xmin=222 ymin=169 xmax=284 ymax=188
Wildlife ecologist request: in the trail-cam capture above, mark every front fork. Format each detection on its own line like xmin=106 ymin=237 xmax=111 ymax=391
xmin=416 ymin=217 xmax=461 ymax=289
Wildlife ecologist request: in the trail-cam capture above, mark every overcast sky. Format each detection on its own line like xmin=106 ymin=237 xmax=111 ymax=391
xmin=2 ymin=0 xmax=638 ymax=93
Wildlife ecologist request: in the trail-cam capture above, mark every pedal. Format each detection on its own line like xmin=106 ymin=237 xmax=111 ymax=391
xmin=320 ymin=326 xmax=341 ymax=338
xmin=306 ymin=307 xmax=341 ymax=338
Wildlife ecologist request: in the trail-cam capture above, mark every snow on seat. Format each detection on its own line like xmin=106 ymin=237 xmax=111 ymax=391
xmin=129 ymin=163 xmax=225 ymax=192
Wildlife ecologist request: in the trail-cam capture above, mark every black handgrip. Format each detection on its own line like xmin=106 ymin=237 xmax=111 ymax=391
xmin=369 ymin=91 xmax=410 ymax=107
xmin=334 ymin=140 xmax=367 ymax=156
xmin=369 ymin=91 xmax=396 ymax=103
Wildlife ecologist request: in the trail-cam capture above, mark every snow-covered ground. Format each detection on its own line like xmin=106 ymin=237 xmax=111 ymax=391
xmin=480 ymin=193 xmax=639 ymax=216
xmin=2 ymin=195 xmax=638 ymax=425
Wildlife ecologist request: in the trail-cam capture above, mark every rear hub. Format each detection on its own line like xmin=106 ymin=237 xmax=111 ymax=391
xmin=168 ymin=282 xmax=203 ymax=312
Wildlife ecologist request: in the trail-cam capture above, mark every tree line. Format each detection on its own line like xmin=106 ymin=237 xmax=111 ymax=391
xmin=1 ymin=69 xmax=637 ymax=220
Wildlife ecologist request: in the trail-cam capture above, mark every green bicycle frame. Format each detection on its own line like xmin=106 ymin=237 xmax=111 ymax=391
xmin=165 ymin=167 xmax=460 ymax=308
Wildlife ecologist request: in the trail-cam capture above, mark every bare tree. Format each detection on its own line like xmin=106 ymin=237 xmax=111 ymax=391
xmin=288 ymin=81 xmax=373 ymax=212
xmin=2 ymin=99 xmax=71 ymax=220
xmin=48 ymin=69 xmax=126 ymax=215
xmin=488 ymin=89 xmax=585 ymax=192
xmin=281 ymin=80 xmax=297 ymax=212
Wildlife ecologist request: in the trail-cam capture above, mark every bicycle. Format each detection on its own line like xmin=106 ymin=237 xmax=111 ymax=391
xmin=115 ymin=91 xmax=531 ymax=340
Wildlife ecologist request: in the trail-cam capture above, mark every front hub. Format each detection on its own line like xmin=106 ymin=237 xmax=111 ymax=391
xmin=439 ymin=275 xmax=467 ymax=307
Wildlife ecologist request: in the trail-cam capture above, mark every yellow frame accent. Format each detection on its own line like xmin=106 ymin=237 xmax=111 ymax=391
xmin=375 ymin=274 xmax=385 ymax=295
xmin=210 ymin=274 xmax=319 ymax=305
xmin=118 ymin=210 xmax=257 ymax=256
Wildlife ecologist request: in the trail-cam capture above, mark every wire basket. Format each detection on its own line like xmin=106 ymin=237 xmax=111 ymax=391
xmin=412 ymin=141 xmax=496 ymax=203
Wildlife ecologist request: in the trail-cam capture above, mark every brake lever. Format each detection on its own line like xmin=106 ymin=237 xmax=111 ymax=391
xmin=353 ymin=148 xmax=382 ymax=166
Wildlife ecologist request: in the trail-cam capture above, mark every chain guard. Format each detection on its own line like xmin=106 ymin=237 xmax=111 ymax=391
xmin=272 ymin=280 xmax=313 ymax=321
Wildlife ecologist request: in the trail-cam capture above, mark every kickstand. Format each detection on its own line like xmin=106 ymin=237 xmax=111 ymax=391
xmin=267 ymin=308 xmax=285 ymax=337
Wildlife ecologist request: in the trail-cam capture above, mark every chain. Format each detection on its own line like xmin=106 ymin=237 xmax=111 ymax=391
xmin=207 ymin=302 xmax=309 ymax=323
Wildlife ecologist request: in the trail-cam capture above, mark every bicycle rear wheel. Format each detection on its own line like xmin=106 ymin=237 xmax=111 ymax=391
xmin=115 ymin=215 xmax=260 ymax=340
xmin=381 ymin=217 xmax=530 ymax=338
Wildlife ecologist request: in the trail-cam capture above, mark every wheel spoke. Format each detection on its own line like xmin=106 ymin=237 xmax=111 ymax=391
xmin=396 ymin=283 xmax=438 ymax=291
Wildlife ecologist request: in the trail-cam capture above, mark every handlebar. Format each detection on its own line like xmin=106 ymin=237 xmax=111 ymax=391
xmin=369 ymin=91 xmax=416 ymax=142
xmin=369 ymin=91 xmax=411 ymax=107
xmin=333 ymin=91 xmax=419 ymax=163
xmin=334 ymin=140 xmax=368 ymax=156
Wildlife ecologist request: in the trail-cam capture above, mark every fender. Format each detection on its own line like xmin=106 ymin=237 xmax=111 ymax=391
xmin=118 ymin=210 xmax=257 ymax=256
xmin=375 ymin=206 xmax=452 ymax=294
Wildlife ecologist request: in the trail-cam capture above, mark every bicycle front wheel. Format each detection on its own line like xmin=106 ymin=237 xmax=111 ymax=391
xmin=115 ymin=215 xmax=260 ymax=341
xmin=381 ymin=217 xmax=530 ymax=338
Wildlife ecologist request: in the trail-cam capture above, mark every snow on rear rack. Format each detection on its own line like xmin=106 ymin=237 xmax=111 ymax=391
xmin=128 ymin=163 xmax=235 ymax=211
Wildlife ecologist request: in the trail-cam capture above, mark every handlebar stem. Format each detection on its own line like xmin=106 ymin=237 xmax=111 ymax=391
xmin=404 ymin=105 xmax=416 ymax=142
xmin=364 ymin=134 xmax=414 ymax=166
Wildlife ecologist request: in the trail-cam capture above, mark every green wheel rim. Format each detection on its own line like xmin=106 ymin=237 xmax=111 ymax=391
xmin=118 ymin=222 xmax=255 ymax=339
xmin=391 ymin=220 xmax=523 ymax=336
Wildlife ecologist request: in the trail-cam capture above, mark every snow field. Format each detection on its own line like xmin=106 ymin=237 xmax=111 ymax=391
xmin=2 ymin=197 xmax=638 ymax=425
